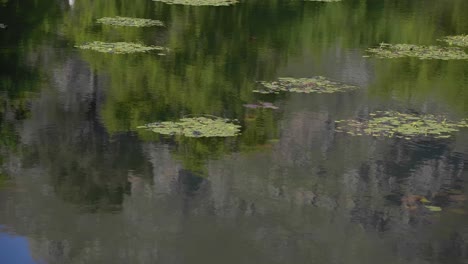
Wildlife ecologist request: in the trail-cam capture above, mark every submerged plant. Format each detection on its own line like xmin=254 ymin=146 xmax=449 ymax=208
xmin=439 ymin=35 xmax=468 ymax=47
xmin=335 ymin=111 xmax=468 ymax=139
xmin=75 ymin=41 xmax=168 ymax=54
xmin=97 ymin=17 xmax=164 ymax=27
xmin=152 ymin=0 xmax=238 ymax=6
xmin=254 ymin=76 xmax=358 ymax=94
xmin=366 ymin=43 xmax=468 ymax=60
xmin=138 ymin=116 xmax=241 ymax=137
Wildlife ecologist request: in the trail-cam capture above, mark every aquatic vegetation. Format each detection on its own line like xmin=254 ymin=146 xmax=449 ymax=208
xmin=243 ymin=102 xmax=279 ymax=109
xmin=75 ymin=41 xmax=168 ymax=54
xmin=97 ymin=17 xmax=164 ymax=27
xmin=335 ymin=111 xmax=468 ymax=139
xmin=425 ymin=205 xmax=442 ymax=212
xmin=254 ymin=76 xmax=358 ymax=94
xmin=138 ymin=116 xmax=241 ymax=137
xmin=152 ymin=0 xmax=238 ymax=6
xmin=366 ymin=43 xmax=468 ymax=60
xmin=439 ymin=35 xmax=468 ymax=47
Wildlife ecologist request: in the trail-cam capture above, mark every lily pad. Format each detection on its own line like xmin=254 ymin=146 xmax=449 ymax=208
xmin=138 ymin=116 xmax=241 ymax=138
xmin=424 ymin=205 xmax=442 ymax=212
xmin=254 ymin=76 xmax=358 ymax=94
xmin=438 ymin=35 xmax=468 ymax=47
xmin=336 ymin=111 xmax=468 ymax=139
xmin=366 ymin=43 xmax=468 ymax=60
xmin=75 ymin=41 xmax=168 ymax=54
xmin=152 ymin=0 xmax=238 ymax=6
xmin=97 ymin=17 xmax=164 ymax=27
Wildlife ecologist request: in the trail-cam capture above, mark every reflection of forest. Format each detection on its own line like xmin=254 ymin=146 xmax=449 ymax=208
xmin=0 ymin=0 xmax=468 ymax=263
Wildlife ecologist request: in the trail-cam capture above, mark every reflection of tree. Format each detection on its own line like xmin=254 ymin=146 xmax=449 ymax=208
xmin=1 ymin=0 xmax=468 ymax=262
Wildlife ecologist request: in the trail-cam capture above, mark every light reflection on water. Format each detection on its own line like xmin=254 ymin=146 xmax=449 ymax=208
xmin=0 ymin=0 xmax=467 ymax=263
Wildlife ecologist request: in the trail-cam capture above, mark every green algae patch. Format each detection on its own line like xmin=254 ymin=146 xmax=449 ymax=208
xmin=439 ymin=35 xmax=468 ymax=47
xmin=97 ymin=17 xmax=164 ymax=27
xmin=152 ymin=0 xmax=238 ymax=6
xmin=254 ymin=76 xmax=358 ymax=94
xmin=138 ymin=117 xmax=241 ymax=138
xmin=366 ymin=43 xmax=468 ymax=60
xmin=75 ymin=41 xmax=168 ymax=54
xmin=335 ymin=111 xmax=468 ymax=139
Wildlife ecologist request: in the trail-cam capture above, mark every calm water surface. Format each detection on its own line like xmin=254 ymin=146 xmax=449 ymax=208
xmin=1 ymin=0 xmax=468 ymax=263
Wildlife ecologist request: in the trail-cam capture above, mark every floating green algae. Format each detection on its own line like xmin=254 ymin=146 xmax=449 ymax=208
xmin=97 ymin=17 xmax=164 ymax=27
xmin=366 ymin=43 xmax=468 ymax=60
xmin=75 ymin=41 xmax=168 ymax=54
xmin=137 ymin=117 xmax=241 ymax=138
xmin=335 ymin=111 xmax=468 ymax=139
xmin=152 ymin=0 xmax=238 ymax=6
xmin=254 ymin=76 xmax=358 ymax=94
xmin=438 ymin=35 xmax=468 ymax=47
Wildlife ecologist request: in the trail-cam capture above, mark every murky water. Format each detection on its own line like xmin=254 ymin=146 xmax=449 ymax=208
xmin=1 ymin=0 xmax=468 ymax=263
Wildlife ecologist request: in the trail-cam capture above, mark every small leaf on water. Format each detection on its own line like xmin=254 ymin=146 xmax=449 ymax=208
xmin=425 ymin=205 xmax=442 ymax=212
xmin=419 ymin=197 xmax=430 ymax=204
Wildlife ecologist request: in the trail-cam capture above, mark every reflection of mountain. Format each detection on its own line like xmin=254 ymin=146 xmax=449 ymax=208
xmin=2 ymin=77 xmax=468 ymax=262
xmin=1 ymin=0 xmax=468 ymax=263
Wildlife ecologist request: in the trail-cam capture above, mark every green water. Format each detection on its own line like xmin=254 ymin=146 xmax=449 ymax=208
xmin=0 ymin=0 xmax=468 ymax=263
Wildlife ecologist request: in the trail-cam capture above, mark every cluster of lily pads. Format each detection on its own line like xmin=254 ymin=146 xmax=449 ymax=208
xmin=366 ymin=43 xmax=468 ymax=60
xmin=76 ymin=41 xmax=168 ymax=54
xmin=97 ymin=16 xmax=164 ymax=27
xmin=438 ymin=35 xmax=468 ymax=47
xmin=153 ymin=0 xmax=238 ymax=6
xmin=76 ymin=16 xmax=169 ymax=54
xmin=254 ymin=76 xmax=358 ymax=94
xmin=335 ymin=111 xmax=468 ymax=139
xmin=138 ymin=117 xmax=241 ymax=137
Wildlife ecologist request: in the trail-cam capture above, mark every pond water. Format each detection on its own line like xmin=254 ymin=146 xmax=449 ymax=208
xmin=0 ymin=0 xmax=468 ymax=263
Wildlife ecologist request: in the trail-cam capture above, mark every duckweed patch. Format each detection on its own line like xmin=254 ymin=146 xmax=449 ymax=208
xmin=366 ymin=43 xmax=468 ymax=60
xmin=76 ymin=41 xmax=168 ymax=54
xmin=335 ymin=111 xmax=468 ymax=139
xmin=97 ymin=17 xmax=164 ymax=27
xmin=254 ymin=76 xmax=358 ymax=94
xmin=152 ymin=0 xmax=238 ymax=6
xmin=439 ymin=35 xmax=468 ymax=47
xmin=138 ymin=117 xmax=241 ymax=137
